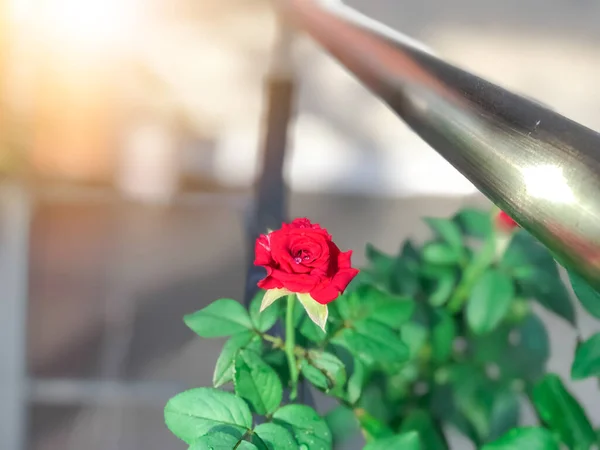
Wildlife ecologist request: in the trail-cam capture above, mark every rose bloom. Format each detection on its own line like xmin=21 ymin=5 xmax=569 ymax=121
xmin=255 ymin=218 xmax=359 ymax=304
xmin=496 ymin=210 xmax=519 ymax=232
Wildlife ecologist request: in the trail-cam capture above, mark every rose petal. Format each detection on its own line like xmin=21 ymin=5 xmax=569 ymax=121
xmin=269 ymin=269 xmax=319 ymax=293
xmin=297 ymin=293 xmax=329 ymax=332
xmin=269 ymin=229 xmax=297 ymax=272
xmin=337 ymin=250 xmax=353 ymax=269
xmin=289 ymin=218 xmax=331 ymax=239
xmin=260 ymin=288 xmax=292 ymax=312
xmin=310 ymin=267 xmax=360 ymax=304
xmin=254 ymin=234 xmax=273 ymax=266
xmin=309 ymin=284 xmax=340 ymax=305
xmin=332 ymin=267 xmax=360 ymax=291
xmin=258 ymin=276 xmax=284 ymax=290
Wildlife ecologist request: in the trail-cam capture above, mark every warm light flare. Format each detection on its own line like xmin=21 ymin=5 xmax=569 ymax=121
xmin=36 ymin=0 xmax=139 ymax=51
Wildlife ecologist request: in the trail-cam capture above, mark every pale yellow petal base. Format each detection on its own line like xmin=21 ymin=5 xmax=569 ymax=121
xmin=296 ymin=293 xmax=328 ymax=333
xmin=260 ymin=288 xmax=292 ymax=312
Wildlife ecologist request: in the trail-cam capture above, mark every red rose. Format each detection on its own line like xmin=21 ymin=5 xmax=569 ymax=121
xmin=254 ymin=218 xmax=359 ymax=304
xmin=496 ymin=210 xmax=519 ymax=232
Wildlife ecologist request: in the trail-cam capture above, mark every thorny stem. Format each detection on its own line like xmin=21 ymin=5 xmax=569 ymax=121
xmin=285 ymin=294 xmax=299 ymax=400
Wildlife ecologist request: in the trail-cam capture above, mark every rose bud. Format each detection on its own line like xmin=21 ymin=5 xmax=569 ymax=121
xmin=254 ymin=218 xmax=359 ymax=331
xmin=496 ymin=210 xmax=519 ymax=232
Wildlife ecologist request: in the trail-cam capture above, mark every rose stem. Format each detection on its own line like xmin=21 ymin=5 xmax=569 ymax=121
xmin=285 ymin=294 xmax=299 ymax=400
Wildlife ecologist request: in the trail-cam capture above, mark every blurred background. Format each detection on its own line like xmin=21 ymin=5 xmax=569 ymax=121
xmin=0 ymin=0 xmax=599 ymax=449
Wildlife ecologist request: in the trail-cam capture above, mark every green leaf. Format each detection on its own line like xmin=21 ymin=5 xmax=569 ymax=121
xmin=450 ymin=365 xmax=496 ymax=441
xmin=369 ymin=297 xmax=415 ymax=329
xmin=532 ymin=374 xmax=596 ymax=449
xmin=488 ymin=389 xmax=520 ymax=442
xmin=472 ymin=314 xmax=549 ymax=382
xmin=249 ymin=434 xmax=269 ymax=450
xmin=431 ymin=309 xmax=457 ymax=364
xmin=400 ymin=410 xmax=448 ymax=450
xmin=525 ymin=275 xmax=576 ymax=327
xmin=250 ymin=290 xmax=281 ymax=332
xmin=454 ymin=208 xmax=493 ymax=239
xmin=425 ymin=217 xmax=465 ymax=252
xmin=164 ymin=388 xmax=252 ymax=444
xmin=366 ymin=243 xmax=395 ymax=273
xmin=213 ymin=332 xmax=262 ymax=387
xmin=324 ymin=405 xmax=360 ymax=448
xmin=335 ymin=285 xmax=414 ymax=328
xmin=422 ymin=242 xmax=461 ymax=265
xmin=294 ymin=307 xmax=327 ymax=343
xmin=334 ymin=319 xmax=409 ymax=365
xmin=482 ymin=427 xmax=559 ymax=450
xmin=358 ymin=381 xmax=393 ymax=424
xmin=355 ymin=408 xmax=394 ymax=441
xmin=466 ymin=269 xmax=515 ymax=335
xmin=391 ymin=241 xmax=422 ymax=297
xmin=426 ymin=268 xmax=457 ymax=307
xmin=569 ymin=271 xmax=600 ymax=319
xmin=445 ymin=365 xmax=519 ymax=443
xmin=571 ymin=333 xmax=600 ymax=380
xmin=363 ymin=431 xmax=422 ymax=450
xmin=189 ymin=430 xmax=258 ymax=450
xmin=302 ymin=351 xmax=346 ymax=392
xmin=400 ymin=322 xmax=429 ymax=360
xmin=184 ymin=299 xmax=253 ymax=338
xmin=300 ymin=362 xmax=330 ymax=390
xmin=233 ymin=349 xmax=282 ymax=416
xmin=262 ymin=350 xmax=290 ymax=388
xmin=272 ymin=404 xmax=333 ymax=450
xmin=502 ymin=231 xmax=575 ymax=325
xmin=253 ymin=423 xmax=297 ymax=450
xmin=346 ymin=357 xmax=366 ymax=404
xmin=429 ymin=382 xmax=480 ymax=445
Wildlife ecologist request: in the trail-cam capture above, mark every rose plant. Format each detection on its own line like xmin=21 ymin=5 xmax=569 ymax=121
xmin=164 ymin=208 xmax=600 ymax=450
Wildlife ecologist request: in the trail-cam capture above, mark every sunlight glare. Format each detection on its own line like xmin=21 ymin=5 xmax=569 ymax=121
xmin=521 ymin=164 xmax=575 ymax=204
xmin=38 ymin=0 xmax=138 ymax=51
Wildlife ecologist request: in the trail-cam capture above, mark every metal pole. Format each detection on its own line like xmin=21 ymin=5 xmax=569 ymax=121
xmin=243 ymin=11 xmax=315 ymax=405
xmin=280 ymin=0 xmax=600 ymax=290
xmin=244 ymin=15 xmax=295 ymax=304
xmin=0 ymin=183 xmax=31 ymax=450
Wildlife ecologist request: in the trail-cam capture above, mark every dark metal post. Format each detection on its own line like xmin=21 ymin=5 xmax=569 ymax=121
xmin=244 ymin=17 xmax=295 ymax=305
xmin=243 ymin=13 xmax=314 ymax=405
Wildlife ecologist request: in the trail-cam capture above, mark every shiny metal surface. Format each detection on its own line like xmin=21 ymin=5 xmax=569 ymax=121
xmin=280 ymin=0 xmax=600 ymax=290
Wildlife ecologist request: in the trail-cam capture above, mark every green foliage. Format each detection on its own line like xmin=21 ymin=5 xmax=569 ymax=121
xmin=482 ymin=427 xmax=559 ymax=450
xmin=250 ymin=290 xmax=282 ymax=332
xmin=324 ymin=405 xmax=360 ymax=448
xmin=272 ymin=405 xmax=332 ymax=450
xmin=569 ymin=271 xmax=600 ymax=319
xmin=363 ymin=431 xmax=421 ymax=450
xmin=190 ymin=432 xmax=259 ymax=450
xmin=501 ymin=231 xmax=576 ymax=325
xmin=184 ymin=298 xmax=253 ymax=337
xmin=571 ymin=333 xmax=600 ymax=380
xmin=466 ymin=269 xmax=514 ymax=334
xmin=400 ymin=410 xmax=448 ymax=449
xmin=164 ymin=206 xmax=600 ymax=450
xmin=234 ymin=349 xmax=283 ymax=415
xmin=532 ymin=374 xmax=596 ymax=450
xmin=213 ymin=331 xmax=262 ymax=387
xmin=164 ymin=388 xmax=252 ymax=444
xmin=253 ymin=423 xmax=297 ymax=450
